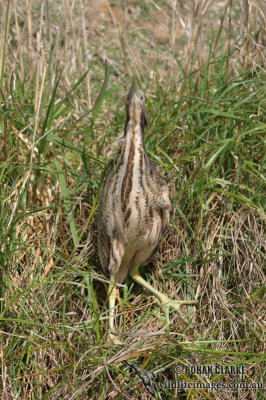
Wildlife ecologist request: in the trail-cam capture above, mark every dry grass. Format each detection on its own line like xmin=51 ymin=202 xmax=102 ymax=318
xmin=0 ymin=1 xmax=265 ymax=399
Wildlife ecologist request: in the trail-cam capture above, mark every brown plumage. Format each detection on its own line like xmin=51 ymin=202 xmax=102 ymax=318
xmin=97 ymin=79 xmax=196 ymax=344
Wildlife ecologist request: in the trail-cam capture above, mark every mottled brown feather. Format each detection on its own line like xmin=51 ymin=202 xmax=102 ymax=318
xmin=97 ymin=84 xmax=170 ymax=283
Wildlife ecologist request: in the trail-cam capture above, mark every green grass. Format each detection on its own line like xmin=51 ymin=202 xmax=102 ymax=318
xmin=0 ymin=1 xmax=265 ymax=399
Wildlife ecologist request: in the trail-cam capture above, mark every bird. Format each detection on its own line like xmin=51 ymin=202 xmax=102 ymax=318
xmin=97 ymin=78 xmax=197 ymax=344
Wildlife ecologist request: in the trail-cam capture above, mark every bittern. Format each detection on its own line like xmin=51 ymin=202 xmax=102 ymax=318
xmin=97 ymin=79 xmax=196 ymax=343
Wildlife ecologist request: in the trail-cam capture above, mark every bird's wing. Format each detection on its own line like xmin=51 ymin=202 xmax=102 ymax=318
xmin=148 ymin=160 xmax=171 ymax=208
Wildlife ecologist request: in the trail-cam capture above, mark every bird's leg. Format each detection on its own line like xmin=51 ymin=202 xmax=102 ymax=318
xmin=129 ymin=265 xmax=197 ymax=324
xmin=107 ymin=281 xmax=122 ymax=345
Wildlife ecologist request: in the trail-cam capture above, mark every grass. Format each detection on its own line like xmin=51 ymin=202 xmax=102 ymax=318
xmin=0 ymin=1 xmax=265 ymax=399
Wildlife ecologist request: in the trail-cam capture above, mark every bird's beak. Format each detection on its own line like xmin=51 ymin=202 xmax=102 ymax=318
xmin=130 ymin=78 xmax=137 ymax=97
xmin=130 ymin=77 xmax=142 ymax=100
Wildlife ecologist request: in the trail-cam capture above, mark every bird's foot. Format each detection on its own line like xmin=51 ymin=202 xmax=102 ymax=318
xmin=158 ymin=294 xmax=198 ymax=324
xmin=107 ymin=331 xmax=123 ymax=346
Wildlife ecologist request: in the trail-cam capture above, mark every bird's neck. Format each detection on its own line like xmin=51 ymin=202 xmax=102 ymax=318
xmin=124 ymin=101 xmax=147 ymax=140
xmin=120 ymin=121 xmax=146 ymax=212
xmin=125 ymin=120 xmax=144 ymax=145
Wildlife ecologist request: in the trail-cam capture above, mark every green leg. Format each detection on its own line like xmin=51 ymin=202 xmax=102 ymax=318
xmin=129 ymin=265 xmax=197 ymax=324
xmin=107 ymin=282 xmax=122 ymax=345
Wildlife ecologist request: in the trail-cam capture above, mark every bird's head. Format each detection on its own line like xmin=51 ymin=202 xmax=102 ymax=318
xmin=125 ymin=78 xmax=148 ymax=135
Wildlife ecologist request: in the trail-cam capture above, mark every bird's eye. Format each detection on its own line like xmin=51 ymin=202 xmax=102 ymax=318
xmin=140 ymin=95 xmax=144 ymax=101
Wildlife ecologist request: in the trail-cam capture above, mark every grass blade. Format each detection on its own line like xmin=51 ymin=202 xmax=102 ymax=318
xmin=54 ymin=160 xmax=79 ymax=248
